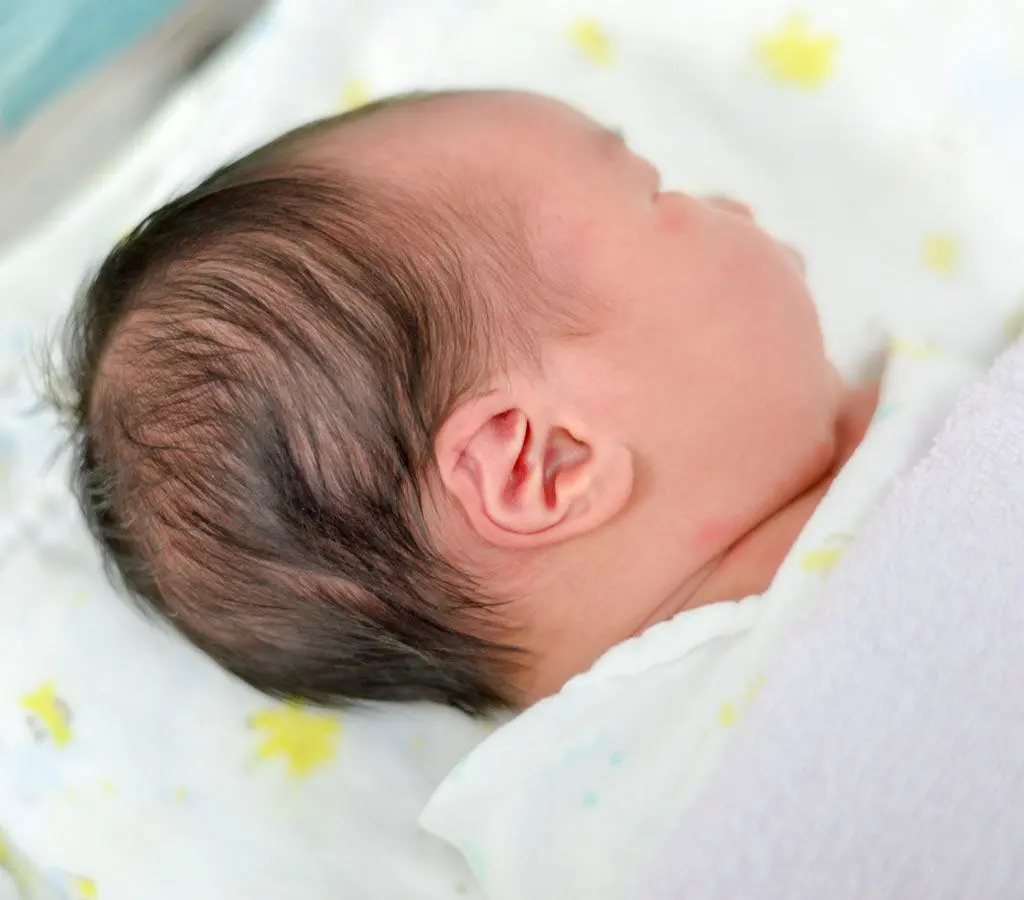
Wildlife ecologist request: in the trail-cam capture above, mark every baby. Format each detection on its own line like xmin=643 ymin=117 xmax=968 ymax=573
xmin=56 ymin=89 xmax=878 ymax=710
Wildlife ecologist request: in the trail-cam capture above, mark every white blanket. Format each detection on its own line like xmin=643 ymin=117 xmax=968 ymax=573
xmin=419 ymin=340 xmax=983 ymax=900
xmin=640 ymin=332 xmax=1024 ymax=900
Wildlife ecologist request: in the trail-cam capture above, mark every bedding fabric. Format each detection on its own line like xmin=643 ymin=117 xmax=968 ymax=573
xmin=420 ymin=341 xmax=983 ymax=899
xmin=0 ymin=0 xmax=264 ymax=246
xmin=639 ymin=330 xmax=1024 ymax=900
xmin=3 ymin=0 xmax=1024 ymax=898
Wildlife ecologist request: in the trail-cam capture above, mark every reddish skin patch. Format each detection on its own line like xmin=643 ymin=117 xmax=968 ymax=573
xmin=693 ymin=520 xmax=734 ymax=549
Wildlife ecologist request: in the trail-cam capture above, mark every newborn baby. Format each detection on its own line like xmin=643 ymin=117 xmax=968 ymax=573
xmin=58 ymin=89 xmax=877 ymax=709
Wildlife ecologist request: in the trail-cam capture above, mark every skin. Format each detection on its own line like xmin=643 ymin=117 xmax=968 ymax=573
xmin=329 ymin=91 xmax=878 ymax=703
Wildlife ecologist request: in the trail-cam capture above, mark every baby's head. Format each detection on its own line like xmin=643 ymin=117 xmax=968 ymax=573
xmin=58 ymin=90 xmax=840 ymax=710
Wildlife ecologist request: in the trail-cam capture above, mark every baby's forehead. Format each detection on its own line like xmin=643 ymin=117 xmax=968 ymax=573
xmin=303 ymin=91 xmax=605 ymax=326
xmin=313 ymin=91 xmax=601 ymax=191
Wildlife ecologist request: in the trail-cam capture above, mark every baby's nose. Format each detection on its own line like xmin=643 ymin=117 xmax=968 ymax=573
xmin=702 ymin=196 xmax=754 ymax=219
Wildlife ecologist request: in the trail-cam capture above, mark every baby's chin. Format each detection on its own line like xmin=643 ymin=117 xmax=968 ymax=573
xmin=826 ymin=361 xmax=846 ymax=413
xmin=791 ymin=361 xmax=850 ymax=491
xmin=835 ymin=379 xmax=882 ymax=466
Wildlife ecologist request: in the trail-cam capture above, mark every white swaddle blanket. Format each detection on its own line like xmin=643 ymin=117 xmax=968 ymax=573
xmin=638 ymin=331 xmax=1024 ymax=899
xmin=420 ymin=337 xmax=983 ymax=900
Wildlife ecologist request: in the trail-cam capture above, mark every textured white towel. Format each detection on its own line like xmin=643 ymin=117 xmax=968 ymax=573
xmin=639 ymin=335 xmax=1024 ymax=899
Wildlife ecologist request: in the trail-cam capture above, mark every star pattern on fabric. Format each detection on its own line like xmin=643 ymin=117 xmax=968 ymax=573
xmin=20 ymin=681 xmax=72 ymax=747
xmin=922 ymin=233 xmax=959 ymax=276
xmin=800 ymin=546 xmax=845 ymax=573
xmin=890 ymin=337 xmax=944 ymax=359
xmin=801 ymin=533 xmax=856 ymax=574
xmin=250 ymin=702 xmax=341 ymax=779
xmin=570 ymin=18 xmax=616 ymax=66
xmin=340 ymin=78 xmax=370 ymax=111
xmin=72 ymin=875 xmax=98 ymax=900
xmin=757 ymin=15 xmax=837 ymax=89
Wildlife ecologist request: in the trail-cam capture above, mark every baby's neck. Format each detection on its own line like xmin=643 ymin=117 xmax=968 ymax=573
xmin=670 ymin=381 xmax=880 ymax=618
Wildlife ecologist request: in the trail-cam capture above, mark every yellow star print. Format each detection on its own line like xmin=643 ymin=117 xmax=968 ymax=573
xmin=0 ymin=830 xmax=36 ymax=897
xmin=757 ymin=15 xmax=837 ymax=89
xmin=800 ymin=546 xmax=845 ymax=573
xmin=890 ymin=337 xmax=943 ymax=360
xmin=570 ymin=18 xmax=616 ymax=66
xmin=922 ymin=233 xmax=959 ymax=276
xmin=340 ymin=78 xmax=370 ymax=112
xmin=717 ymin=701 xmax=739 ymax=727
xmin=20 ymin=681 xmax=72 ymax=747
xmin=743 ymin=675 xmax=767 ymax=703
xmin=72 ymin=876 xmax=98 ymax=900
xmin=250 ymin=703 xmax=341 ymax=779
xmin=801 ymin=533 xmax=856 ymax=574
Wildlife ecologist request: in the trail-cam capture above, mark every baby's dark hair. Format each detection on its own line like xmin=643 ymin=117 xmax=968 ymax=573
xmin=50 ymin=93 xmax=537 ymax=713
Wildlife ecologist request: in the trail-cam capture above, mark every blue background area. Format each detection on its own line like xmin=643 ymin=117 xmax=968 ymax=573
xmin=0 ymin=0 xmax=184 ymax=131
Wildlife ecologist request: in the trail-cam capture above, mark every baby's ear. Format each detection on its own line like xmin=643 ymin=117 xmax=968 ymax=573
xmin=434 ymin=377 xmax=633 ymax=549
